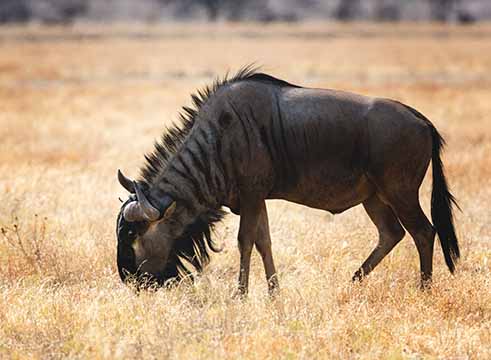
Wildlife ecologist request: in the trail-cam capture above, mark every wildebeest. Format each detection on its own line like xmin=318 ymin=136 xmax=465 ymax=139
xmin=116 ymin=66 xmax=459 ymax=294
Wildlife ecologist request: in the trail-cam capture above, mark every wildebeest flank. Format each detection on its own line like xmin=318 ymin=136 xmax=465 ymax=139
xmin=116 ymin=66 xmax=459 ymax=294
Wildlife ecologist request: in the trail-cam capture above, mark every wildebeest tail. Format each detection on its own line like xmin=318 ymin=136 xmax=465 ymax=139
xmin=428 ymin=123 xmax=460 ymax=273
xmin=399 ymin=102 xmax=460 ymax=273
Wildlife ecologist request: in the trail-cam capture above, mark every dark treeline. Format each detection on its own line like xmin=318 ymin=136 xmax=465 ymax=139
xmin=0 ymin=0 xmax=487 ymax=24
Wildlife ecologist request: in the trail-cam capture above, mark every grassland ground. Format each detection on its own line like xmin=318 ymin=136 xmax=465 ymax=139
xmin=0 ymin=23 xmax=490 ymax=359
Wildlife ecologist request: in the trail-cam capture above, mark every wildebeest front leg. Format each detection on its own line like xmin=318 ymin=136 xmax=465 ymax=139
xmin=236 ymin=206 xmax=255 ymax=296
xmin=236 ymin=199 xmax=278 ymax=296
xmin=254 ymin=200 xmax=279 ymax=295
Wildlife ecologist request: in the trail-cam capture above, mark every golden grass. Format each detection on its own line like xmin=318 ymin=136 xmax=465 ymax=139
xmin=0 ymin=23 xmax=490 ymax=359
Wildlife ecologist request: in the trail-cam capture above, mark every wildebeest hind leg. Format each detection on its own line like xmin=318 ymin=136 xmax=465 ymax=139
xmin=353 ymin=194 xmax=406 ymax=281
xmin=390 ymin=195 xmax=436 ymax=288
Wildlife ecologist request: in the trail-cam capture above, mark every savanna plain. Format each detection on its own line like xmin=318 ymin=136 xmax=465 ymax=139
xmin=0 ymin=23 xmax=490 ymax=359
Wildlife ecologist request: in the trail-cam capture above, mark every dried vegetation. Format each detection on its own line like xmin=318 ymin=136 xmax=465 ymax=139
xmin=0 ymin=23 xmax=490 ymax=359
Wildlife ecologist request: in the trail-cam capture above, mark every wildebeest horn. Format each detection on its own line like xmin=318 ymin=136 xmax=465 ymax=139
xmin=123 ymin=182 xmax=161 ymax=222
xmin=118 ymin=169 xmax=135 ymax=193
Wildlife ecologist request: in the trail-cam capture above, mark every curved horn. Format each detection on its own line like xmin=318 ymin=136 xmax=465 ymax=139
xmin=122 ymin=201 xmax=145 ymax=222
xmin=118 ymin=169 xmax=135 ymax=193
xmin=134 ymin=182 xmax=161 ymax=221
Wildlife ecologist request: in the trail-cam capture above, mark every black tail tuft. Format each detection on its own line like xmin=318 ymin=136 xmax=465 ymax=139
xmin=429 ymin=125 xmax=460 ymax=273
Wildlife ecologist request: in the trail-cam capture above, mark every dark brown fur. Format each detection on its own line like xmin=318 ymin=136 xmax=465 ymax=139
xmin=117 ymin=66 xmax=459 ymax=293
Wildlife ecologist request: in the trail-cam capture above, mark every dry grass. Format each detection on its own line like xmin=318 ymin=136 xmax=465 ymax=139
xmin=0 ymin=23 xmax=490 ymax=359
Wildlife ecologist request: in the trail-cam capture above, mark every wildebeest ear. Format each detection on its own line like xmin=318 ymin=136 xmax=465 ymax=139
xmin=162 ymin=201 xmax=177 ymax=220
xmin=118 ymin=169 xmax=135 ymax=193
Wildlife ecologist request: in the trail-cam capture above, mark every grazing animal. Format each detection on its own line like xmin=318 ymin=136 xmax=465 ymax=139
xmin=116 ymin=66 xmax=459 ymax=294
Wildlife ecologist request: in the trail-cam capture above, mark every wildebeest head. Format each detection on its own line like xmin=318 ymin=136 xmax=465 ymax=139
xmin=116 ymin=170 xmax=223 ymax=288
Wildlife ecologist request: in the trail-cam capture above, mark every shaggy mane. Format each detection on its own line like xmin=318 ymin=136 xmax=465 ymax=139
xmin=139 ymin=65 xmax=299 ymax=186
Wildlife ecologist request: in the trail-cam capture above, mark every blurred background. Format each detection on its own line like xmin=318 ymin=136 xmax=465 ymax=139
xmin=1 ymin=1 xmax=490 ymax=359
xmin=0 ymin=0 xmax=489 ymax=24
